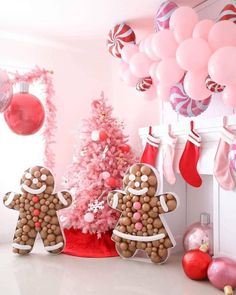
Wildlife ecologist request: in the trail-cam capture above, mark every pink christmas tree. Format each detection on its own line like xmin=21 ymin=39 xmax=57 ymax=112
xmin=61 ymin=92 xmax=137 ymax=237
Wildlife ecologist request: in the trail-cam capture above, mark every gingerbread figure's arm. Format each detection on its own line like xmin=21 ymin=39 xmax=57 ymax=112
xmin=54 ymin=191 xmax=73 ymax=210
xmin=3 ymin=192 xmax=21 ymax=210
xmin=156 ymin=193 xmax=178 ymax=214
xmin=107 ymin=190 xmax=125 ymax=212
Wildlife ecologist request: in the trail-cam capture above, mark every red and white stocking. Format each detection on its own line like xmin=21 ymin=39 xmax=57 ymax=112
xmin=179 ymin=126 xmax=202 ymax=187
xmin=140 ymin=127 xmax=160 ymax=167
xmin=214 ymin=127 xmax=236 ymax=191
xmin=163 ymin=135 xmax=177 ymax=185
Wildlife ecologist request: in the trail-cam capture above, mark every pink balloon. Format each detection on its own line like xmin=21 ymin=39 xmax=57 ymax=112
xmin=144 ymin=34 xmax=160 ymax=61
xmin=151 ymin=30 xmax=178 ymax=59
xmin=123 ymin=69 xmax=139 ymax=86
xmin=139 ymin=39 xmax=145 ymax=52
xmin=208 ymin=257 xmax=236 ymax=291
xmin=157 ymin=83 xmax=170 ymax=101
xmin=176 ymin=38 xmax=212 ymax=71
xmin=184 ymin=70 xmax=212 ymax=100
xmin=121 ymin=44 xmax=139 ymax=63
xmin=118 ymin=62 xmax=129 ymax=80
xmin=149 ymin=62 xmax=159 ymax=82
xmin=129 ymin=52 xmax=152 ymax=78
xmin=193 ymin=19 xmax=214 ymax=41
xmin=170 ymin=6 xmax=199 ymax=43
xmin=143 ymin=86 xmax=157 ymax=101
xmin=209 ymin=20 xmax=236 ymax=51
xmin=156 ymin=57 xmax=185 ymax=85
xmin=222 ymin=85 xmax=236 ymax=108
xmin=208 ymin=46 xmax=236 ymax=85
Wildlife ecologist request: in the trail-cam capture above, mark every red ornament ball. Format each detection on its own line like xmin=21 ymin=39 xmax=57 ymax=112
xmin=182 ymin=249 xmax=212 ymax=280
xmin=106 ymin=177 xmax=117 ymax=188
xmin=119 ymin=144 xmax=130 ymax=153
xmin=4 ymin=92 xmax=45 ymax=135
xmin=99 ymin=131 xmax=108 ymax=141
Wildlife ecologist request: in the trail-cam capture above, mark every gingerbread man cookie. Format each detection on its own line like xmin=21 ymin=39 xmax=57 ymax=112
xmin=3 ymin=166 xmax=72 ymax=255
xmin=107 ymin=163 xmax=179 ymax=264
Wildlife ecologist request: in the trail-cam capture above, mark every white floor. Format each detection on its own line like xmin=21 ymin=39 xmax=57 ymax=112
xmin=0 ymin=242 xmax=222 ymax=295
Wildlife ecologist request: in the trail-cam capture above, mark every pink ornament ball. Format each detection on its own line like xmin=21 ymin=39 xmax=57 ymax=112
xmin=154 ymin=1 xmax=178 ymax=32
xmin=136 ymin=77 xmax=153 ymax=92
xmin=208 ymin=257 xmax=236 ymax=291
xmin=106 ymin=177 xmax=117 ymax=188
xmin=170 ymin=81 xmax=211 ymax=117
xmin=84 ymin=212 xmax=95 ymax=223
xmin=107 ymin=23 xmax=136 ymax=58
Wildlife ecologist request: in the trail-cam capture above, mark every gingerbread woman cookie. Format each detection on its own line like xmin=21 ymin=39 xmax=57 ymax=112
xmin=107 ymin=163 xmax=179 ymax=264
xmin=3 ymin=166 xmax=72 ymax=254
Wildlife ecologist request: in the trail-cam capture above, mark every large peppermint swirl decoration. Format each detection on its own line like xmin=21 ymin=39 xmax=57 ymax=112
xmin=136 ymin=77 xmax=153 ymax=92
xmin=205 ymin=75 xmax=225 ymax=93
xmin=218 ymin=3 xmax=236 ymax=23
xmin=170 ymin=82 xmax=211 ymax=117
xmin=229 ymin=143 xmax=236 ymax=172
xmin=154 ymin=1 xmax=178 ymax=32
xmin=107 ymin=23 xmax=136 ymax=58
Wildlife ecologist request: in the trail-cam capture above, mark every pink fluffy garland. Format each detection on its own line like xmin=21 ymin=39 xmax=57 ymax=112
xmin=10 ymin=66 xmax=57 ymax=171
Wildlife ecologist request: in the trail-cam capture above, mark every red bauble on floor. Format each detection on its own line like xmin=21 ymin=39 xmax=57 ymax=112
xmin=63 ymin=228 xmax=118 ymax=258
xmin=182 ymin=247 xmax=212 ymax=280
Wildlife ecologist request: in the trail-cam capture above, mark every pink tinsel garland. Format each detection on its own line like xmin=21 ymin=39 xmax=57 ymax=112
xmin=10 ymin=66 xmax=56 ymax=171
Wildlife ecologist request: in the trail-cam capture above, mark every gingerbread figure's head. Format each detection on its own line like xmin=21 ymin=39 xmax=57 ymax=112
xmin=21 ymin=166 xmax=54 ymax=195
xmin=123 ymin=163 xmax=159 ymax=197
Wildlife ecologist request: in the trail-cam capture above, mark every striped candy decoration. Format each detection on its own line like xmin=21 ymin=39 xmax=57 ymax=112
xmin=107 ymin=23 xmax=136 ymax=58
xmin=218 ymin=3 xmax=236 ymax=23
xmin=170 ymin=82 xmax=211 ymax=117
xmin=205 ymin=76 xmax=225 ymax=93
xmin=229 ymin=143 xmax=236 ymax=172
xmin=136 ymin=77 xmax=153 ymax=92
xmin=154 ymin=1 xmax=178 ymax=32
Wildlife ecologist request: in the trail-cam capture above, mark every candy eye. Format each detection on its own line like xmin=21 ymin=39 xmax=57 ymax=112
xmin=41 ymin=174 xmax=47 ymax=181
xmin=129 ymin=174 xmax=135 ymax=181
xmin=141 ymin=175 xmax=148 ymax=182
xmin=25 ymin=173 xmax=32 ymax=180
xmin=32 ymin=178 xmax=39 ymax=184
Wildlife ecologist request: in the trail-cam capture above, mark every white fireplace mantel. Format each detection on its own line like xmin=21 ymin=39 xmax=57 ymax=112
xmin=139 ymin=114 xmax=236 ymax=259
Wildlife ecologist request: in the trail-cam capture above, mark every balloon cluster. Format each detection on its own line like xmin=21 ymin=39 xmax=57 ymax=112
xmin=107 ymin=1 xmax=236 ymax=115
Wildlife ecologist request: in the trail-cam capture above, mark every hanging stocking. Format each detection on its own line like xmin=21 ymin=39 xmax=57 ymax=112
xmin=179 ymin=121 xmax=202 ymax=187
xmin=163 ymin=133 xmax=177 ymax=185
xmin=140 ymin=126 xmax=160 ymax=167
xmin=214 ymin=126 xmax=236 ymax=191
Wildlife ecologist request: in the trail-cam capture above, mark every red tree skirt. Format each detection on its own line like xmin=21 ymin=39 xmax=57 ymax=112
xmin=63 ymin=228 xmax=118 ymax=258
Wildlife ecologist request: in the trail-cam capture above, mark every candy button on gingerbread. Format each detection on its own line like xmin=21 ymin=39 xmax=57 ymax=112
xmin=107 ymin=163 xmax=179 ymax=264
xmin=3 ymin=166 xmax=72 ymax=255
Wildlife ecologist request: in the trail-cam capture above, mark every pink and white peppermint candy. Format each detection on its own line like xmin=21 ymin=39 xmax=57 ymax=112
xmin=218 ymin=3 xmax=236 ymax=24
xmin=154 ymin=1 xmax=178 ymax=32
xmin=107 ymin=23 xmax=136 ymax=58
xmin=136 ymin=77 xmax=153 ymax=92
xmin=205 ymin=76 xmax=225 ymax=93
xmin=170 ymin=81 xmax=211 ymax=117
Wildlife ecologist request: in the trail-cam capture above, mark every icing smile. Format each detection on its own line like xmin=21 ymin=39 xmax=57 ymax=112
xmin=22 ymin=184 xmax=46 ymax=194
xmin=128 ymin=187 xmax=148 ymax=195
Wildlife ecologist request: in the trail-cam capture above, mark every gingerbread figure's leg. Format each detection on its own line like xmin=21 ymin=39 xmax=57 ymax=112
xmin=13 ymin=217 xmax=37 ymax=255
xmin=112 ymin=235 xmax=136 ymax=258
xmin=145 ymin=238 xmax=173 ymax=264
xmin=40 ymin=216 xmax=65 ymax=254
